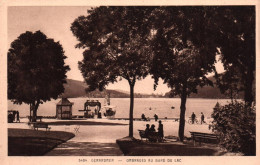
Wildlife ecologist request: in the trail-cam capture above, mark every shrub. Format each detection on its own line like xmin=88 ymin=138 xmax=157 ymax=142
xmin=211 ymin=101 xmax=255 ymax=155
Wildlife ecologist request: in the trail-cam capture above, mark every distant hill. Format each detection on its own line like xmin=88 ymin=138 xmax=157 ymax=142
xmin=61 ymin=79 xmax=130 ymax=98
xmin=164 ymin=76 xmax=244 ymax=99
xmin=164 ymin=85 xmax=228 ymax=99
xmin=189 ymin=76 xmax=229 ymax=98
xmin=61 ymin=79 xmax=88 ymax=98
xmin=62 ymin=77 xmax=244 ymax=99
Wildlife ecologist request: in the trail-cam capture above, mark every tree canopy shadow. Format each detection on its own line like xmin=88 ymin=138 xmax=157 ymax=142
xmin=117 ymin=139 xmax=221 ymax=156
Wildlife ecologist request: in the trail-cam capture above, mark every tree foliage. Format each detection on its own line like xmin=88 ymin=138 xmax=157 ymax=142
xmin=150 ymin=6 xmax=255 ymax=141
xmin=213 ymin=6 xmax=255 ymax=105
xmin=71 ymin=7 xmax=154 ymax=137
xmin=150 ymin=7 xmax=216 ymax=141
xmin=216 ymin=66 xmax=242 ymax=102
xmin=8 ymin=31 xmax=70 ymax=121
xmin=211 ymin=101 xmax=256 ymax=155
xmin=70 ymin=6 xmax=255 ymax=141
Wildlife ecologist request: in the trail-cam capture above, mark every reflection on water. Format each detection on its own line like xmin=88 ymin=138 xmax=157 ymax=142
xmin=8 ymin=98 xmax=230 ymax=119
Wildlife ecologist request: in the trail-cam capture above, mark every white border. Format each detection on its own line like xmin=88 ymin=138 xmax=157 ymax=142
xmin=0 ymin=0 xmax=259 ymax=165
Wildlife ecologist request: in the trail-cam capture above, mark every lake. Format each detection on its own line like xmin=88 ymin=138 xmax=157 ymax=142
xmin=8 ymin=98 xmax=231 ymax=119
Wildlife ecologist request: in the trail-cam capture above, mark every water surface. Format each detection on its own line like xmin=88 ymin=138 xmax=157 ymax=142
xmin=8 ymin=98 xmax=230 ymax=119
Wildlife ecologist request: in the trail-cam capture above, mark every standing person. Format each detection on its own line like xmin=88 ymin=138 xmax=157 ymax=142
xmin=98 ymin=111 xmax=102 ymax=118
xmin=8 ymin=113 xmax=13 ymax=123
xmin=141 ymin=114 xmax=147 ymax=121
xmin=158 ymin=120 xmax=164 ymax=142
xmin=154 ymin=114 xmax=158 ymax=121
xmin=16 ymin=111 xmax=20 ymax=123
xmin=12 ymin=111 xmax=16 ymax=123
xmin=201 ymin=112 xmax=205 ymax=124
xmin=191 ymin=112 xmax=196 ymax=124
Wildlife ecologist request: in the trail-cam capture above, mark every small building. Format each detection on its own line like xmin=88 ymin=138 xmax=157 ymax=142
xmin=56 ymin=98 xmax=73 ymax=119
xmin=83 ymin=100 xmax=101 ymax=118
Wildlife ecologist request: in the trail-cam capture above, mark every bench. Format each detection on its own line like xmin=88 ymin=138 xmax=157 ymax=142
xmin=138 ymin=130 xmax=162 ymax=142
xmin=148 ymin=132 xmax=161 ymax=142
xmin=32 ymin=123 xmax=51 ymax=131
xmin=138 ymin=130 xmax=148 ymax=141
xmin=190 ymin=131 xmax=218 ymax=146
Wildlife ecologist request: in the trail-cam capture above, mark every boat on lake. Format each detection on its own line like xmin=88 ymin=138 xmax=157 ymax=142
xmin=102 ymin=105 xmax=116 ymax=119
xmin=102 ymin=93 xmax=116 ymax=119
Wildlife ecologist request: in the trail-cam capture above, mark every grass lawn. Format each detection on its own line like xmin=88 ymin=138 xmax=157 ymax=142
xmin=8 ymin=128 xmax=75 ymax=156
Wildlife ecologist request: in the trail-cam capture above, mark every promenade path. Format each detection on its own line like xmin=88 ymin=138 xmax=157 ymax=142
xmin=44 ymin=119 xmax=126 ymax=156
xmin=8 ymin=118 xmax=212 ymax=156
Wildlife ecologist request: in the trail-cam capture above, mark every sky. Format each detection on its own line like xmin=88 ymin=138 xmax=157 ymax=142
xmin=8 ymin=6 xmax=225 ymax=95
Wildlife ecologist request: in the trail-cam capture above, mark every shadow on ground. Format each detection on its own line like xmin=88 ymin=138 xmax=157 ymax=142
xmin=45 ymin=141 xmax=123 ymax=156
xmin=117 ymin=137 xmax=226 ymax=156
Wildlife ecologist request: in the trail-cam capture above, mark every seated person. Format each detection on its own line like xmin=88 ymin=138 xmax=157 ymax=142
xmin=149 ymin=124 xmax=156 ymax=132
xmin=145 ymin=124 xmax=150 ymax=136
xmin=148 ymin=124 xmax=157 ymax=142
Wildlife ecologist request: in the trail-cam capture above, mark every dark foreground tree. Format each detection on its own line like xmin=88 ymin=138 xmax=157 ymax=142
xmin=150 ymin=7 xmax=216 ymax=141
xmin=215 ymin=66 xmax=242 ymax=102
xmin=8 ymin=31 xmax=70 ymax=122
xmin=71 ymin=7 xmax=153 ymax=137
xmin=151 ymin=6 xmax=255 ymax=141
xmin=213 ymin=6 xmax=255 ymax=106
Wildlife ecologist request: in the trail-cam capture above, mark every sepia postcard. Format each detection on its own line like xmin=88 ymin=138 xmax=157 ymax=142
xmin=0 ymin=0 xmax=259 ymax=165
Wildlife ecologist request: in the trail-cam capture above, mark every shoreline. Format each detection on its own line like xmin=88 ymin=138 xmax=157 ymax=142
xmin=8 ymin=117 xmax=213 ymax=139
xmin=8 ymin=98 xmax=230 ymax=119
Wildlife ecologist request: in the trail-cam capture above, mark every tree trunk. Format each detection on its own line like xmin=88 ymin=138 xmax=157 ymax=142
xmin=129 ymin=83 xmax=135 ymax=137
xmin=32 ymin=104 xmax=37 ymax=122
xmin=230 ymin=88 xmax=233 ymax=104
xmin=31 ymin=100 xmax=40 ymax=122
xmin=29 ymin=103 xmax=32 ymax=122
xmin=178 ymin=83 xmax=187 ymax=142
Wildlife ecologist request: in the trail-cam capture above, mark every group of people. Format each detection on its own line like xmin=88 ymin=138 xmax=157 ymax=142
xmin=191 ymin=112 xmax=206 ymax=124
xmin=144 ymin=120 xmax=164 ymax=142
xmin=141 ymin=113 xmax=159 ymax=122
xmin=8 ymin=111 xmax=20 ymax=123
